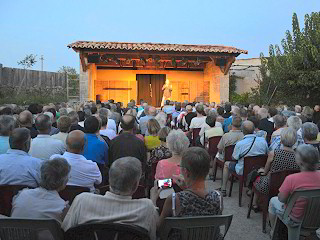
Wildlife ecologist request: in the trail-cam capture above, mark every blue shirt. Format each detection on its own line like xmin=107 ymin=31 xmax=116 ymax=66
xmin=0 ymin=136 xmax=10 ymax=154
xmin=163 ymin=106 xmax=175 ymax=114
xmin=139 ymin=115 xmax=154 ymax=135
xmin=0 ymin=149 xmax=42 ymax=187
xmin=223 ymin=116 xmax=233 ymax=133
xmin=232 ymin=134 xmax=268 ymax=175
xmin=172 ymin=111 xmax=181 ymax=119
xmin=82 ymin=134 xmax=108 ymax=165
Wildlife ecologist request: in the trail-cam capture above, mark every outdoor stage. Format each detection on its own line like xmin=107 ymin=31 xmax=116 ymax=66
xmin=68 ymin=41 xmax=247 ymax=106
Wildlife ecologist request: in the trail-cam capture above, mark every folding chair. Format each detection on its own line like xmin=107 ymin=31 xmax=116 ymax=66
xmin=59 ymin=185 xmax=90 ymax=204
xmin=192 ymin=128 xmax=201 ymax=146
xmin=213 ymin=145 xmax=235 ymax=182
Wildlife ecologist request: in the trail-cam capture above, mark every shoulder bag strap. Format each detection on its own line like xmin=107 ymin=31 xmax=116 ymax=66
xmin=239 ymin=136 xmax=256 ymax=159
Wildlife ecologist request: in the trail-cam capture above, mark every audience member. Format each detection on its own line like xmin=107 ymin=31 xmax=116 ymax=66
xmin=144 ymin=119 xmax=161 ymax=150
xmin=99 ymin=115 xmax=116 ymax=140
xmin=223 ymin=106 xmax=240 ymax=132
xmin=68 ymin=111 xmax=85 ymax=132
xmin=222 ymin=103 xmax=232 ymax=118
xmin=257 ymin=108 xmax=274 ymax=143
xmin=18 ymin=110 xmax=38 ymax=138
xmin=240 ymin=107 xmax=248 ymax=121
xmin=137 ymin=102 xmax=149 ymax=119
xmin=269 ymin=114 xmax=287 ymax=151
xmin=98 ymin=108 xmax=117 ymax=133
xmin=0 ymin=115 xmax=16 ymax=154
xmin=82 ymin=116 xmax=109 ymax=166
xmin=51 ymin=130 xmax=102 ymax=191
xmin=220 ymin=121 xmax=268 ymax=197
xmin=216 ymin=106 xmax=225 ymax=125
xmin=45 ymin=108 xmax=58 ymax=128
xmin=140 ymin=106 xmax=157 ymax=135
xmin=301 ymin=122 xmax=320 ymax=153
xmin=29 ymin=114 xmax=65 ymax=160
xmin=154 ymin=111 xmax=167 ymax=128
xmin=148 ymin=127 xmax=172 ymax=166
xmin=11 ymin=157 xmax=71 ymax=223
xmin=253 ymin=127 xmax=299 ymax=210
xmin=155 ymin=129 xmax=189 ymax=180
xmin=313 ymin=105 xmax=320 ymax=124
xmin=268 ymin=144 xmax=320 ymax=229
xmin=44 ymin=111 xmax=60 ymax=135
xmin=0 ymin=128 xmax=41 ymax=187
xmin=302 ymin=106 xmax=313 ymax=122
xmin=268 ymin=107 xmax=278 ymax=123
xmin=51 ymin=116 xmax=71 ymax=147
xmin=109 ymin=115 xmax=147 ymax=171
xmin=248 ymin=116 xmax=267 ymax=139
xmin=182 ymin=105 xmax=197 ymax=130
xmin=189 ymin=104 xmax=206 ymax=130
xmin=200 ymin=115 xmax=223 ymax=146
xmin=62 ymin=157 xmax=158 ymax=240
xmin=295 ymin=105 xmax=302 ymax=116
xmin=152 ymin=147 xmax=222 ymax=239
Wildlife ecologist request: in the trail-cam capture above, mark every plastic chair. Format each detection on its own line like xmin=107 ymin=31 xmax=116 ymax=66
xmin=229 ymin=155 xmax=268 ymax=207
xmin=160 ymin=214 xmax=233 ymax=240
xmin=272 ymin=189 xmax=320 ymax=240
xmin=0 ymin=185 xmax=29 ymax=216
xmin=98 ymin=185 xmax=146 ymax=199
xmin=192 ymin=128 xmax=201 ymax=146
xmin=213 ymin=145 xmax=235 ymax=182
xmin=0 ymin=218 xmax=63 ymax=240
xmin=64 ymin=222 xmax=150 ymax=240
xmin=59 ymin=185 xmax=90 ymax=204
xmin=247 ymin=169 xmax=299 ymax=233
xmin=207 ymin=136 xmax=222 ymax=157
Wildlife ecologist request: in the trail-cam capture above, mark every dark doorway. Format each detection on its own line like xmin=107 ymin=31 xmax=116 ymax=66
xmin=137 ymin=74 xmax=166 ymax=107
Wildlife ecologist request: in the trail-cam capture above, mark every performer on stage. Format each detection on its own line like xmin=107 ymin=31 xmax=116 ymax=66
xmin=161 ymin=79 xmax=172 ymax=106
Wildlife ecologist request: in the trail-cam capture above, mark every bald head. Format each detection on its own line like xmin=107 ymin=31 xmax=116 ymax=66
xmin=19 ymin=110 xmax=33 ymax=127
xmin=121 ymin=115 xmax=135 ymax=131
xmin=66 ymin=130 xmax=85 ymax=154
xmin=148 ymin=107 xmax=157 ymax=116
xmin=242 ymin=120 xmax=255 ymax=135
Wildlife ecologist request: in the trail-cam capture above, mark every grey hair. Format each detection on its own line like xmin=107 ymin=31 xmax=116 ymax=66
xmin=296 ymin=144 xmax=319 ymax=171
xmin=59 ymin=108 xmax=68 ymax=116
xmin=0 ymin=115 xmax=16 ymax=136
xmin=287 ymin=116 xmax=302 ymax=131
xmin=280 ymin=127 xmax=297 ymax=148
xmin=258 ymin=108 xmax=269 ymax=119
xmin=155 ymin=112 xmax=167 ymax=127
xmin=295 ymin=105 xmax=302 ymax=113
xmin=9 ymin=127 xmax=31 ymax=150
xmin=40 ymin=157 xmax=71 ymax=190
xmin=166 ymin=129 xmax=190 ymax=155
xmin=99 ymin=108 xmax=109 ymax=118
xmin=84 ymin=108 xmax=92 ymax=118
xmin=301 ymin=122 xmax=319 ymax=141
xmin=67 ymin=111 xmax=79 ymax=124
xmin=207 ymin=109 xmax=218 ymax=118
xmin=109 ymin=157 xmax=142 ymax=195
xmin=273 ymin=114 xmax=287 ymax=129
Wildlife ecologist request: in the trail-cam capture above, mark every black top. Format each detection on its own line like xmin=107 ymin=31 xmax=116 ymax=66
xmin=109 ymin=132 xmax=147 ymax=171
xmin=222 ymin=112 xmax=232 ymax=119
xmin=313 ymin=111 xmax=320 ymax=124
xmin=28 ymin=125 xmax=39 ymax=139
xmin=185 ymin=112 xmax=197 ymax=127
xmin=69 ymin=124 xmax=85 ymax=132
xmin=258 ymin=118 xmax=274 ymax=143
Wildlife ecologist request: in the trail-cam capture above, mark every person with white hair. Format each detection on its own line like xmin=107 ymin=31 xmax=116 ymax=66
xmin=295 ymin=105 xmax=302 ymax=116
xmin=98 ymin=108 xmax=117 ymax=133
xmin=257 ymin=108 xmax=274 ymax=143
xmin=182 ymin=105 xmax=196 ymax=130
xmin=301 ymin=122 xmax=320 ymax=153
xmin=154 ymin=111 xmax=167 ymax=128
xmin=43 ymin=111 xmax=60 ymax=135
xmin=287 ymin=116 xmax=304 ymax=149
xmin=62 ymin=157 xmax=158 ymax=240
xmin=0 ymin=115 xmax=16 ymax=154
xmin=155 ymin=129 xmax=190 ymax=180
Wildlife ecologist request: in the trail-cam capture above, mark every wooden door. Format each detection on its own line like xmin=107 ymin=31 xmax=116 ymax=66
xmin=150 ymin=74 xmax=166 ymax=107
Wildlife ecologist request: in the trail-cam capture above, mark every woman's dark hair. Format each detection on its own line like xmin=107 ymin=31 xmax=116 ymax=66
xmin=91 ymin=106 xmax=98 ymax=114
xmin=28 ymin=104 xmax=39 ymax=115
xmin=217 ymin=106 xmax=224 ymax=116
xmin=247 ymin=116 xmax=259 ymax=128
xmin=206 ymin=115 xmax=216 ymax=127
xmin=224 ymin=103 xmax=232 ymax=113
xmin=77 ymin=111 xmax=85 ymax=122
xmin=84 ymin=116 xmax=100 ymax=133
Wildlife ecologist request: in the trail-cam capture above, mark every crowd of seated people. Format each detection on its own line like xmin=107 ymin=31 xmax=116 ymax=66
xmin=0 ymin=100 xmax=320 ymax=239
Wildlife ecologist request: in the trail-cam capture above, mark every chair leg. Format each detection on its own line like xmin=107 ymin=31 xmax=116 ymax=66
xmin=262 ymin=206 xmax=268 ymax=233
xmin=247 ymin=191 xmax=254 ymax=218
xmin=213 ymin=166 xmax=218 ymax=182
xmin=238 ymin=178 xmax=244 ymax=207
xmin=228 ymin=175 xmax=234 ymax=197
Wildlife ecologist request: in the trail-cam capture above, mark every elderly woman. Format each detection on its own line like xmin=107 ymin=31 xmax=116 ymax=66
xmin=11 ymin=157 xmax=71 ymax=223
xmin=268 ymin=144 xmax=320 ymax=229
xmin=252 ymin=127 xmax=299 ymax=211
xmin=301 ymin=122 xmax=320 ymax=153
xmin=151 ymin=147 xmax=222 ymax=239
xmin=155 ymin=111 xmax=167 ymax=128
xmin=155 ymin=129 xmax=190 ymax=180
xmin=144 ymin=119 xmax=161 ymax=150
xmin=148 ymin=127 xmax=172 ymax=166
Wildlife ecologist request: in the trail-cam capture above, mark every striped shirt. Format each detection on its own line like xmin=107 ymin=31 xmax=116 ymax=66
xmin=61 ymin=192 xmax=158 ymax=240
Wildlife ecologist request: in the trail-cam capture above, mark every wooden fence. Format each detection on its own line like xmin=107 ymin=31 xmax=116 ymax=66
xmin=0 ymin=64 xmax=67 ymax=89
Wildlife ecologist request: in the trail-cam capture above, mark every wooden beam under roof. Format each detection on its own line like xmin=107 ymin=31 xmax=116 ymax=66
xmin=80 ymin=52 xmax=88 ymax=72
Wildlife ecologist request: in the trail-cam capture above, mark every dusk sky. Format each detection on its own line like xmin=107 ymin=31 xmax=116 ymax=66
xmin=0 ymin=0 xmax=319 ymax=73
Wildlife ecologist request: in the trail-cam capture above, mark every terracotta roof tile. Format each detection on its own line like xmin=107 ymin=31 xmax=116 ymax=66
xmin=68 ymin=41 xmax=248 ymax=55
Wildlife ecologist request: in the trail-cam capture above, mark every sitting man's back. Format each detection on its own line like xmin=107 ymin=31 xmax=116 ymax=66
xmin=62 ymin=157 xmax=158 ymax=240
xmin=0 ymin=128 xmax=41 ymax=187
xmin=29 ymin=114 xmax=65 ymax=160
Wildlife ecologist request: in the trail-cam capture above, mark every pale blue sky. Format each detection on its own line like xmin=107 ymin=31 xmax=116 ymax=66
xmin=0 ymin=0 xmax=319 ymax=73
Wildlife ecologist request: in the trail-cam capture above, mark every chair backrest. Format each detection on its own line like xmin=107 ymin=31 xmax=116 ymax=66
xmin=283 ymin=189 xmax=320 ymax=230
xmin=243 ymin=155 xmax=268 ymax=178
xmin=0 ymin=218 xmax=63 ymax=240
xmin=224 ymin=145 xmax=236 ymax=162
xmin=98 ymin=185 xmax=146 ymax=199
xmin=64 ymin=222 xmax=150 ymax=240
xmin=192 ymin=128 xmax=201 ymax=146
xmin=160 ymin=215 xmax=233 ymax=240
xmin=208 ymin=136 xmax=222 ymax=156
xmin=0 ymin=185 xmax=29 ymax=216
xmin=269 ymin=169 xmax=300 ymax=197
xmin=59 ymin=185 xmax=90 ymax=204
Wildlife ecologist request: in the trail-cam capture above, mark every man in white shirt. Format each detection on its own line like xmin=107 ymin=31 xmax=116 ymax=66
xmin=189 ymin=104 xmax=206 ymax=129
xmin=62 ymin=157 xmax=158 ymax=240
xmin=98 ymin=108 xmax=117 ymax=133
xmin=29 ymin=114 xmax=65 ymax=160
xmin=51 ymin=130 xmax=102 ymax=191
xmin=99 ymin=115 xmax=117 ymax=140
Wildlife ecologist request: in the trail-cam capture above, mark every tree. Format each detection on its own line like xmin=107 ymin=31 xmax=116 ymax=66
xmin=58 ymin=66 xmax=78 ymax=76
xmin=58 ymin=66 xmax=79 ymax=98
xmin=17 ymin=54 xmax=37 ymax=69
xmin=258 ymin=12 xmax=320 ymax=106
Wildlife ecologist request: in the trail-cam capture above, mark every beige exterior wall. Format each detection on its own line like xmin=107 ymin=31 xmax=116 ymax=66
xmin=230 ymin=58 xmax=261 ymax=94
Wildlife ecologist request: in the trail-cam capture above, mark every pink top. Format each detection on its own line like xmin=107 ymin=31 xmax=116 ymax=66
xmin=155 ymin=159 xmax=180 ymax=180
xmin=279 ymin=171 xmax=320 ymax=220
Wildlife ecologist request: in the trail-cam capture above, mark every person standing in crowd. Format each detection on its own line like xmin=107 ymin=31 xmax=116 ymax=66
xmin=11 ymin=157 xmax=71 ymax=223
xmin=0 ymin=115 xmax=16 ymax=154
xmin=29 ymin=114 xmax=65 ymax=160
xmin=0 ymin=128 xmax=41 ymax=187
